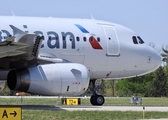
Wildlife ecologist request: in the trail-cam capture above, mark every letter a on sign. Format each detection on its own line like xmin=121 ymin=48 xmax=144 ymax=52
xmin=2 ymin=110 xmax=8 ymax=118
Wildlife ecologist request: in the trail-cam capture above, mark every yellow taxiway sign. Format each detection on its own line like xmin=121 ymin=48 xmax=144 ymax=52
xmin=0 ymin=107 xmax=21 ymax=120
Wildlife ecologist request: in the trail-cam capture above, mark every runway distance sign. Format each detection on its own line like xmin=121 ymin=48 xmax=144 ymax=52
xmin=0 ymin=107 xmax=21 ymax=120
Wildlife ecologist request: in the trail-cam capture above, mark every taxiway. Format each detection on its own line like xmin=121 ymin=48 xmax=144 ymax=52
xmin=1 ymin=105 xmax=168 ymax=112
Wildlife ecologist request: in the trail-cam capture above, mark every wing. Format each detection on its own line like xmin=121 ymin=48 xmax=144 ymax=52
xmin=0 ymin=25 xmax=70 ymax=69
xmin=0 ymin=25 xmax=42 ymax=69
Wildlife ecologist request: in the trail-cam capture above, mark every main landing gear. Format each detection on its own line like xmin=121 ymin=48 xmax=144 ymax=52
xmin=90 ymin=79 xmax=105 ymax=106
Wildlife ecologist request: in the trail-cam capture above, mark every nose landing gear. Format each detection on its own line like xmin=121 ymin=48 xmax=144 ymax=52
xmin=90 ymin=79 xmax=105 ymax=106
xmin=90 ymin=94 xmax=105 ymax=105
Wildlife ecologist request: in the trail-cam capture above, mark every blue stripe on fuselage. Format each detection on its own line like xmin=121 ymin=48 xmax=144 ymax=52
xmin=75 ymin=24 xmax=89 ymax=33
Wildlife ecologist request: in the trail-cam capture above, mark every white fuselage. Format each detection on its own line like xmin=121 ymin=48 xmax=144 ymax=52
xmin=0 ymin=16 xmax=162 ymax=79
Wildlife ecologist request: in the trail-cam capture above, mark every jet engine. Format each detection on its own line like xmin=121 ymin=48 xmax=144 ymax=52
xmin=7 ymin=63 xmax=90 ymax=96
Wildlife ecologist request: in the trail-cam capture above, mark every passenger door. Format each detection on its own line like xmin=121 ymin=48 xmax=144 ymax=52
xmin=102 ymin=25 xmax=120 ymax=56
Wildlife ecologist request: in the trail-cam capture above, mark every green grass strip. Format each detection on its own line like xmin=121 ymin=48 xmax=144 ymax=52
xmin=22 ymin=110 xmax=168 ymax=120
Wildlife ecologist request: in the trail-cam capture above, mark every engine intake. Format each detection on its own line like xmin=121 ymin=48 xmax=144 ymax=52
xmin=7 ymin=69 xmax=30 ymax=92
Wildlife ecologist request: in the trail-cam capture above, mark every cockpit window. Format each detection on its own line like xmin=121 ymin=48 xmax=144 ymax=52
xmin=132 ymin=36 xmax=145 ymax=44
xmin=137 ymin=36 xmax=144 ymax=44
xmin=132 ymin=36 xmax=138 ymax=44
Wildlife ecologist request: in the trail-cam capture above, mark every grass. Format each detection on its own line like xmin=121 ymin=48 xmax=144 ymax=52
xmin=105 ymin=97 xmax=168 ymax=106
xmin=21 ymin=110 xmax=168 ymax=120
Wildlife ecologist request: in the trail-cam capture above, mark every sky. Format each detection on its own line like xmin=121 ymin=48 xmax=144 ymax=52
xmin=0 ymin=0 xmax=167 ymax=50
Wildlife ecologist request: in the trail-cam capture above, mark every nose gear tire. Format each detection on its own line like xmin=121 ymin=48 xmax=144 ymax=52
xmin=90 ymin=95 xmax=105 ymax=106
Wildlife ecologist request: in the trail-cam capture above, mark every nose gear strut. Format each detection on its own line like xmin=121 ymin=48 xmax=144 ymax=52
xmin=90 ymin=79 xmax=105 ymax=106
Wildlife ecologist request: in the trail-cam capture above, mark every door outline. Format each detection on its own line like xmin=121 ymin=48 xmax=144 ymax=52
xmin=102 ymin=25 xmax=120 ymax=57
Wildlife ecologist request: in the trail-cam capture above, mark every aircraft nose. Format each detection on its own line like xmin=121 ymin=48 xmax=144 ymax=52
xmin=148 ymin=47 xmax=162 ymax=71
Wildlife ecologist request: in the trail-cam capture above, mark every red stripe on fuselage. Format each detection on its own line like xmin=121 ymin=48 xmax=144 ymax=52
xmin=89 ymin=36 xmax=103 ymax=50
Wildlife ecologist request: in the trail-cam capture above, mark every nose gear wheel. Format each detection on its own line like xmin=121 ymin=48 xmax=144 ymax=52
xmin=89 ymin=79 xmax=105 ymax=106
xmin=90 ymin=95 xmax=105 ymax=106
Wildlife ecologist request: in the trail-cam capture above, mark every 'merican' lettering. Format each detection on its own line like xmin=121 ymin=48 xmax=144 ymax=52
xmin=0 ymin=28 xmax=76 ymax=49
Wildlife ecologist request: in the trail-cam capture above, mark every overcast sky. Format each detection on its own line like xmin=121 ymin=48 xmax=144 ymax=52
xmin=0 ymin=0 xmax=167 ymax=50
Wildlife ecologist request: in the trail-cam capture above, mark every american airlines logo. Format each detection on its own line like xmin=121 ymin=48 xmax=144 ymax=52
xmin=75 ymin=24 xmax=103 ymax=50
xmin=0 ymin=24 xmax=103 ymax=50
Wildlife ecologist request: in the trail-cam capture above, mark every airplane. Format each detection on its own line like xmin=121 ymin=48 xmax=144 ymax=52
xmin=0 ymin=16 xmax=162 ymax=106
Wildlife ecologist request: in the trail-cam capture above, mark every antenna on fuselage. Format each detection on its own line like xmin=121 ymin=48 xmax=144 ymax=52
xmin=90 ymin=13 xmax=95 ymax=20
xmin=11 ymin=9 xmax=16 ymax=16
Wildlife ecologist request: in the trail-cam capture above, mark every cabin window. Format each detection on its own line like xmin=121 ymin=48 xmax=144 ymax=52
xmin=76 ymin=36 xmax=80 ymax=42
xmin=41 ymin=36 xmax=44 ymax=40
xmin=97 ymin=37 xmax=100 ymax=42
xmin=89 ymin=37 xmax=94 ymax=42
xmin=137 ymin=36 xmax=144 ymax=44
xmin=63 ymin=36 xmax=65 ymax=41
xmin=55 ymin=36 xmax=58 ymax=40
xmin=69 ymin=36 xmax=72 ymax=41
xmin=132 ymin=36 xmax=138 ymax=44
xmin=48 ymin=36 xmax=51 ymax=40
xmin=83 ymin=37 xmax=87 ymax=42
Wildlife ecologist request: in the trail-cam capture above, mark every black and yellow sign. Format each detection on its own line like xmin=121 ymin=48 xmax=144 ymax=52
xmin=0 ymin=107 xmax=21 ymax=120
xmin=62 ymin=98 xmax=81 ymax=105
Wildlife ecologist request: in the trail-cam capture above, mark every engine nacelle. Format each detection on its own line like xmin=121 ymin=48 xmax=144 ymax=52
xmin=7 ymin=63 xmax=90 ymax=96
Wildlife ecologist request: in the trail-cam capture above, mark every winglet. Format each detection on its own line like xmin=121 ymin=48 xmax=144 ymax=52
xmin=9 ymin=25 xmax=27 ymax=42
xmin=9 ymin=25 xmax=26 ymax=35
